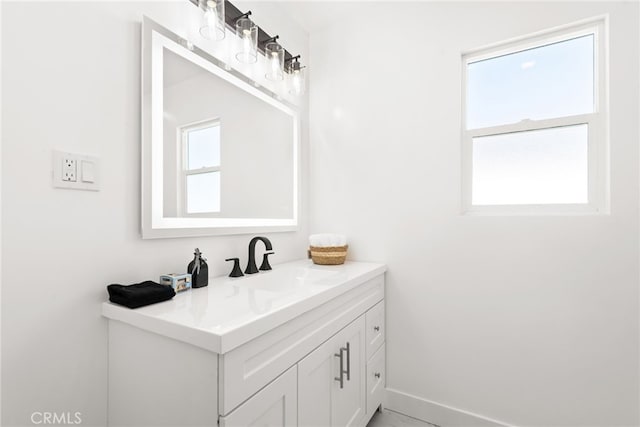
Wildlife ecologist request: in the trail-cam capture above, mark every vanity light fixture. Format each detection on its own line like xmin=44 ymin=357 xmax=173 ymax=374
xmin=264 ymin=37 xmax=284 ymax=81
xmin=199 ymin=0 xmax=225 ymax=41
xmin=287 ymin=56 xmax=306 ymax=96
xmin=188 ymin=0 xmax=307 ymax=95
xmin=235 ymin=13 xmax=258 ymax=64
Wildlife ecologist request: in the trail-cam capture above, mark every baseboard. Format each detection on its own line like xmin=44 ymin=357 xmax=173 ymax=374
xmin=384 ymin=388 xmax=516 ymax=427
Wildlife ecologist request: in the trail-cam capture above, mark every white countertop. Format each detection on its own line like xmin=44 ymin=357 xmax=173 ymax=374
xmin=102 ymin=259 xmax=386 ymax=354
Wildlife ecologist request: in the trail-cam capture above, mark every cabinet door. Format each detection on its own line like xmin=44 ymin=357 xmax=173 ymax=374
xmin=332 ymin=316 xmax=366 ymax=427
xmin=220 ymin=365 xmax=297 ymax=427
xmin=298 ymin=333 xmax=335 ymax=427
xmin=298 ymin=316 xmax=366 ymax=427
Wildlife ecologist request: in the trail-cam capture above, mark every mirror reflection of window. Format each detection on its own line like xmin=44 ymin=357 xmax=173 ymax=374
xmin=180 ymin=119 xmax=221 ymax=214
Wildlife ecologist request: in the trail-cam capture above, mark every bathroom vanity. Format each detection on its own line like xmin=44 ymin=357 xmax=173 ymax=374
xmin=102 ymin=260 xmax=386 ymax=427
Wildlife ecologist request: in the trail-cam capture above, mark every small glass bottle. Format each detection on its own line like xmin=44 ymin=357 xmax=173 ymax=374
xmin=188 ymin=248 xmax=209 ymax=288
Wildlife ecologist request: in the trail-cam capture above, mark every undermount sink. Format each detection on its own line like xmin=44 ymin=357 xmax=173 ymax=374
xmin=232 ymin=264 xmax=343 ymax=293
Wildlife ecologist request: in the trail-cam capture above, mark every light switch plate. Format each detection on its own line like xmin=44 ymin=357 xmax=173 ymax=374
xmin=81 ymin=160 xmax=96 ymax=183
xmin=53 ymin=150 xmax=100 ymax=191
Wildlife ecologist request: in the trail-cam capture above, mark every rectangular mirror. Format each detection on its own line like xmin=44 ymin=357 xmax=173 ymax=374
xmin=142 ymin=17 xmax=299 ymax=238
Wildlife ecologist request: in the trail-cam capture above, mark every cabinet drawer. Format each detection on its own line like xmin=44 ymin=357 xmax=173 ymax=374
xmin=365 ymin=300 xmax=384 ymax=359
xmin=366 ymin=344 xmax=385 ymax=417
xmin=220 ymin=365 xmax=297 ymax=427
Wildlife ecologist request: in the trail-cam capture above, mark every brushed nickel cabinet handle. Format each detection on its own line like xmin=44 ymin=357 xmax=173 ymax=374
xmin=334 ymin=346 xmax=347 ymax=389
xmin=374 ymin=326 xmax=380 ymax=332
xmin=374 ymin=372 xmax=381 ymax=379
xmin=345 ymin=342 xmax=351 ymax=381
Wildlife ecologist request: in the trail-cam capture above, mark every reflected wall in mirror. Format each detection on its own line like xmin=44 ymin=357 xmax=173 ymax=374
xmin=142 ymin=17 xmax=299 ymax=238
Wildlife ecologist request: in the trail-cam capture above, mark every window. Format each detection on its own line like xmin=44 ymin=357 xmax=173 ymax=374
xmin=179 ymin=119 xmax=221 ymax=214
xmin=462 ymin=19 xmax=607 ymax=214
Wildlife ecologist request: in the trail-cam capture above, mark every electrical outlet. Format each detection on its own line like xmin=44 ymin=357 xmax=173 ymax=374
xmin=62 ymin=158 xmax=77 ymax=182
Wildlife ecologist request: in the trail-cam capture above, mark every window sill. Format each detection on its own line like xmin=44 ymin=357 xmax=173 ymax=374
xmin=461 ymin=203 xmax=609 ymax=216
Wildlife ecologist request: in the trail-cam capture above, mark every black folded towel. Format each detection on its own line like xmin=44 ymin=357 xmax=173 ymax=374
xmin=107 ymin=281 xmax=176 ymax=309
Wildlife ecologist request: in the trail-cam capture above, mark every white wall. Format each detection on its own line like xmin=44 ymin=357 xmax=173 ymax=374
xmin=309 ymin=2 xmax=639 ymax=426
xmin=1 ymin=2 xmax=308 ymax=426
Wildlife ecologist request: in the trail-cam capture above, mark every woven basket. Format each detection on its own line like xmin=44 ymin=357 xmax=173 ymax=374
xmin=309 ymin=245 xmax=348 ymax=265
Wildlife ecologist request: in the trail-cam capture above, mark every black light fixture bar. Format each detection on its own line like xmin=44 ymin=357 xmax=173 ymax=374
xmin=189 ymin=0 xmax=296 ymax=68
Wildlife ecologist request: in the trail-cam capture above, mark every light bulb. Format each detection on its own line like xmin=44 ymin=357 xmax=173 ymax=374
xmin=265 ymin=42 xmax=284 ymax=81
xmin=205 ymin=8 xmax=216 ymax=28
xmin=292 ymin=71 xmax=302 ymax=94
xmin=241 ymin=31 xmax=252 ymax=62
xmin=200 ymin=10 xmax=217 ymax=39
xmin=235 ymin=18 xmax=257 ymax=63
xmin=288 ymin=63 xmax=305 ymax=96
xmin=270 ymin=52 xmax=279 ymax=74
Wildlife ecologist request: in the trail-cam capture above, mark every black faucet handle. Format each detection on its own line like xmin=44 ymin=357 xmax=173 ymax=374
xmin=225 ymin=258 xmax=244 ymax=278
xmin=259 ymin=252 xmax=274 ymax=271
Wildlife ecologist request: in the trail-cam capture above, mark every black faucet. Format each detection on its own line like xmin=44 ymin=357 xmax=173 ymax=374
xmin=245 ymin=236 xmax=273 ymax=275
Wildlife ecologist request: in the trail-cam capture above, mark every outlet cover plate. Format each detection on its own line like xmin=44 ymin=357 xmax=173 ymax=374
xmin=53 ymin=150 xmax=100 ymax=191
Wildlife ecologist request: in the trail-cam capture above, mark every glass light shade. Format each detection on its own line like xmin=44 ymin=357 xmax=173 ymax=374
xmin=265 ymin=42 xmax=285 ymax=81
xmin=289 ymin=63 xmax=305 ymax=96
xmin=235 ymin=18 xmax=258 ymax=64
xmin=199 ymin=0 xmax=225 ymax=41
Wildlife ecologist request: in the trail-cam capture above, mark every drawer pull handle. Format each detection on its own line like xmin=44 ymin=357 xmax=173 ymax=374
xmin=374 ymin=326 xmax=380 ymax=332
xmin=345 ymin=341 xmax=351 ymax=381
xmin=334 ymin=346 xmax=347 ymax=389
xmin=374 ymin=372 xmax=381 ymax=379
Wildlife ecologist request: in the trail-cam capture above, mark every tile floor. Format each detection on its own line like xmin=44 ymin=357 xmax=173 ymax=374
xmin=366 ymin=409 xmax=437 ymax=427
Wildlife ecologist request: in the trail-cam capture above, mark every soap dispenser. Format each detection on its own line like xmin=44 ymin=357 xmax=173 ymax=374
xmin=188 ymin=248 xmax=209 ymax=288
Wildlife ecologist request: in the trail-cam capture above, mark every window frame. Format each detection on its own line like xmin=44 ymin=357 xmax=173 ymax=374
xmin=461 ymin=17 xmax=609 ymax=215
xmin=177 ymin=118 xmax=222 ymax=216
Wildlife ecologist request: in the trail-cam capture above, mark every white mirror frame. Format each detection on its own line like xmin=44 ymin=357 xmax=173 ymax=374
xmin=141 ymin=17 xmax=299 ymax=239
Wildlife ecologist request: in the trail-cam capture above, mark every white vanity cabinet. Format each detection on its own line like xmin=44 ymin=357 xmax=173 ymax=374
xmin=103 ymin=260 xmax=386 ymax=427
